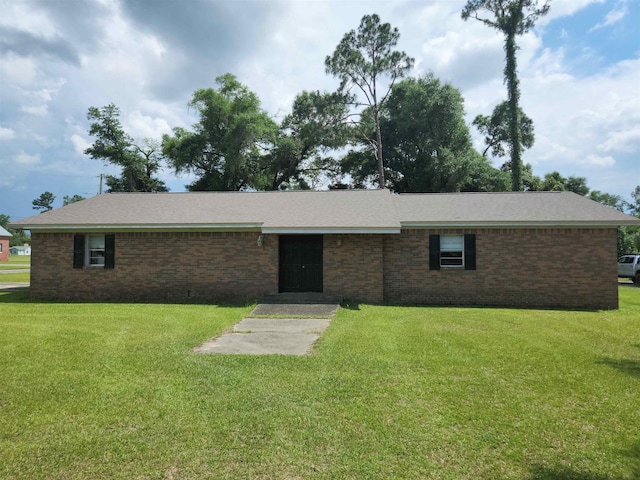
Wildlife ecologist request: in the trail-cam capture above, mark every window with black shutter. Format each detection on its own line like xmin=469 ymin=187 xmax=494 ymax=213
xmin=73 ymin=234 xmax=85 ymax=269
xmin=464 ymin=234 xmax=476 ymax=270
xmin=429 ymin=234 xmax=476 ymax=270
xmin=73 ymin=234 xmax=115 ymax=269
xmin=104 ymin=234 xmax=115 ymax=269
xmin=429 ymin=234 xmax=440 ymax=270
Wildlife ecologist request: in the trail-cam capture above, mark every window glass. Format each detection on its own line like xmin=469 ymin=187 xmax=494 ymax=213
xmin=440 ymin=235 xmax=464 ymax=268
xmin=87 ymin=235 xmax=105 ymax=266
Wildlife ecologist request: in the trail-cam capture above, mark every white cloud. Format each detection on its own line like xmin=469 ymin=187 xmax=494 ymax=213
xmin=585 ymin=154 xmax=616 ymax=167
xmin=15 ymin=151 xmax=40 ymax=165
xmin=539 ymin=0 xmax=605 ymax=24
xmin=0 ymin=173 xmax=17 ymax=188
xmin=125 ymin=111 xmax=173 ymax=141
xmin=70 ymin=133 xmax=91 ymax=156
xmin=0 ymin=54 xmax=38 ymax=87
xmin=515 ymin=57 xmax=639 ymax=187
xmin=0 ymin=0 xmax=57 ymax=36
xmin=0 ymin=126 xmax=15 ymax=141
xmin=597 ymin=126 xmax=640 ymax=153
xmin=590 ymin=1 xmax=628 ymax=30
xmin=21 ymin=104 xmax=48 ymax=116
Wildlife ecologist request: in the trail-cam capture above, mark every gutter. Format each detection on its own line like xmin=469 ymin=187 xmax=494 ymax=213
xmin=400 ymin=220 xmax=640 ymax=228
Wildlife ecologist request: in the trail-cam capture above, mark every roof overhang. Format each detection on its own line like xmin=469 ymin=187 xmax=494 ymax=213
xmin=400 ymin=220 xmax=640 ymax=228
xmin=16 ymin=223 xmax=264 ymax=232
xmin=261 ymin=227 xmax=401 ymax=234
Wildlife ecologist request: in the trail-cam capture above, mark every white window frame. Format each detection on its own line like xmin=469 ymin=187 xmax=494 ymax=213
xmin=440 ymin=235 xmax=464 ymax=268
xmin=86 ymin=235 xmax=106 ymax=266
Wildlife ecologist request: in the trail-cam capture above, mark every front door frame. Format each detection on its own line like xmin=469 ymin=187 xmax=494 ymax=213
xmin=278 ymin=235 xmax=323 ymax=293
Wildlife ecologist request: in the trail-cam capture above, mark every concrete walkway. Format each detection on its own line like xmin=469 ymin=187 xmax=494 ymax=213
xmin=0 ymin=282 xmax=29 ymax=291
xmin=194 ymin=302 xmax=339 ymax=356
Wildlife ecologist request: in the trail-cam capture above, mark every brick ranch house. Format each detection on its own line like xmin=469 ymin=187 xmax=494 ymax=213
xmin=0 ymin=225 xmax=11 ymax=262
xmin=10 ymin=189 xmax=640 ymax=309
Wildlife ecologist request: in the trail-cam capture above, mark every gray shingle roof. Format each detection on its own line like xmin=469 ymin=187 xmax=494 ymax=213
xmin=9 ymin=189 xmax=640 ymax=232
xmin=394 ymin=191 xmax=640 ymax=226
xmin=0 ymin=225 xmax=12 ymax=237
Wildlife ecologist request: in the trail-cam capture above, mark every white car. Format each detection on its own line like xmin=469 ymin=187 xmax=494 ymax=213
xmin=618 ymin=254 xmax=640 ymax=284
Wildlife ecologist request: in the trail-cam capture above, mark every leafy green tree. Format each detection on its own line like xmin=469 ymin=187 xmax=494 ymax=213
xmin=162 ymin=74 xmax=277 ymax=191
xmin=619 ymin=186 xmax=640 ymax=255
xmin=588 ymin=190 xmax=627 ymax=212
xmin=85 ymin=104 xmax=168 ymax=193
xmin=0 ymin=214 xmax=30 ymax=247
xmin=473 ymin=100 xmax=534 ymax=159
xmin=523 ymin=171 xmax=590 ymax=195
xmin=325 ymin=14 xmax=414 ymax=187
xmin=341 ymin=74 xmax=509 ymax=192
xmin=32 ymin=191 xmax=55 ymax=212
xmin=588 ymin=189 xmax=639 ymax=256
xmin=629 ymin=185 xmax=640 ymax=216
xmin=63 ymin=195 xmax=86 ymax=206
xmin=263 ymin=90 xmax=352 ymax=190
xmin=564 ymin=176 xmax=589 ymax=196
xmin=462 ymin=0 xmax=550 ymax=191
xmin=541 ymin=171 xmax=567 ymax=192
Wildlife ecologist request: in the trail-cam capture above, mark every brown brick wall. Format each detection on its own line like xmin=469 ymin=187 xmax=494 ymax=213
xmin=30 ymin=228 xmax=619 ymax=309
xmin=383 ymin=228 xmax=619 ymax=310
xmin=323 ymin=234 xmax=384 ymax=303
xmin=31 ymin=231 xmax=279 ymax=302
xmin=0 ymin=237 xmax=9 ymax=262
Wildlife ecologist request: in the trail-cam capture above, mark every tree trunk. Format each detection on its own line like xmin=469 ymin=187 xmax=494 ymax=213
xmin=375 ymin=107 xmax=385 ymax=188
xmin=505 ymin=30 xmax=522 ymax=191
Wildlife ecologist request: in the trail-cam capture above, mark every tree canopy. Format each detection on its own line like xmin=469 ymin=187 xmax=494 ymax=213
xmin=325 ymin=14 xmax=414 ymax=187
xmin=263 ymin=90 xmax=352 ymax=190
xmin=0 ymin=214 xmax=30 ymax=246
xmin=162 ymin=74 xmax=277 ymax=191
xmin=85 ymin=104 xmax=168 ymax=193
xmin=63 ymin=195 xmax=86 ymax=206
xmin=32 ymin=191 xmax=55 ymax=213
xmin=462 ymin=0 xmax=550 ymax=191
xmin=473 ymin=100 xmax=534 ymax=159
xmin=341 ymin=74 xmax=509 ymax=192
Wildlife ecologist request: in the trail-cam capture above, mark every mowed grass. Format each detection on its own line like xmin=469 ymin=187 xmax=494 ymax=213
xmin=1 ymin=289 xmax=639 ymax=479
xmin=0 ymin=255 xmax=31 ymax=267
xmin=0 ymin=272 xmax=30 ymax=282
xmin=0 ymin=255 xmax=30 ymax=282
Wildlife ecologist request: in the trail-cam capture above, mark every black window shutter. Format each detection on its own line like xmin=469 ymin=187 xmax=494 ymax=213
xmin=104 ymin=234 xmax=115 ymax=269
xmin=73 ymin=235 xmax=84 ymax=269
xmin=464 ymin=234 xmax=476 ymax=270
xmin=429 ymin=234 xmax=440 ymax=271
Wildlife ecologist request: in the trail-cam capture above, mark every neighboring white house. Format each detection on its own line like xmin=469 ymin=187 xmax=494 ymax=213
xmin=9 ymin=245 xmax=31 ymax=256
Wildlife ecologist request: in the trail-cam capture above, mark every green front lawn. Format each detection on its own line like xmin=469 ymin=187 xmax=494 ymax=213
xmin=7 ymin=254 xmax=31 ymax=265
xmin=0 ymin=255 xmax=31 ymax=281
xmin=0 ymin=255 xmax=31 ymax=269
xmin=0 ymin=272 xmax=30 ymax=282
xmin=1 ymin=289 xmax=638 ymax=479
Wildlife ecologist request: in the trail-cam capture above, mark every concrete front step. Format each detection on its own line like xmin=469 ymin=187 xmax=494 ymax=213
xmin=261 ymin=292 xmax=342 ymax=305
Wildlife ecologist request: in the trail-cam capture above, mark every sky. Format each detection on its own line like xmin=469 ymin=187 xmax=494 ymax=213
xmin=0 ymin=0 xmax=638 ymax=222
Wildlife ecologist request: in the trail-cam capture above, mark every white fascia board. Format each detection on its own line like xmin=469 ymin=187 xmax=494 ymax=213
xmin=22 ymin=223 xmax=264 ymax=232
xmin=400 ymin=221 xmax=637 ymax=228
xmin=261 ymin=227 xmax=401 ymax=234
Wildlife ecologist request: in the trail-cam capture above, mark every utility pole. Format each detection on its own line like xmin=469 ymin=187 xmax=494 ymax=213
xmin=98 ymin=173 xmax=103 ymax=194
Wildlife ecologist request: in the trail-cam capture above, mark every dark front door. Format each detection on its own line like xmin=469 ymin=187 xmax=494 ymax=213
xmin=279 ymin=235 xmax=323 ymax=292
